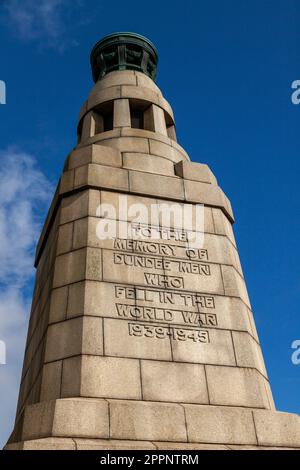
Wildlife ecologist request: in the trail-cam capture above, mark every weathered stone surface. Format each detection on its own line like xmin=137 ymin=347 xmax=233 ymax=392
xmin=144 ymin=104 xmax=168 ymax=135
xmin=49 ymin=286 xmax=68 ymax=323
xmin=253 ymin=410 xmax=300 ymax=447
xmin=56 ymin=222 xmax=73 ymax=255
xmin=154 ymin=442 xmax=229 ymax=450
xmin=74 ymin=163 xmax=129 ymax=192
xmin=104 ymin=318 xmax=172 ymax=361
xmin=129 ymin=170 xmax=184 ymax=200
xmin=75 ymin=438 xmax=156 ymax=450
xmin=67 ymin=282 xmax=85 ymax=318
xmin=175 ymin=161 xmax=217 ymax=185
xmin=88 ymin=86 xmax=121 ymax=109
xmin=184 ymin=405 xmax=257 ymax=445
xmin=121 ymin=85 xmax=160 ymax=107
xmin=91 ymin=70 xmax=137 ymax=90
xmin=113 ymin=98 xmax=131 ymax=128
xmin=60 ymin=190 xmax=90 ymax=224
xmin=123 ymin=152 xmax=175 ymax=176
xmin=206 ymin=365 xmax=270 ymax=408
xmin=14 ymin=438 xmax=76 ymax=450
xmin=109 ymin=400 xmax=187 ymax=442
xmin=149 ymin=139 xmax=184 ymax=162
xmin=21 ymin=399 xmax=109 ymax=441
xmin=61 ymin=356 xmax=82 ymax=397
xmin=221 ymin=265 xmax=251 ymax=307
xmin=232 ymin=331 xmax=268 ymax=378
xmin=78 ymin=356 xmax=142 ymax=400
xmin=53 ymin=249 xmax=86 ymax=287
xmin=212 ymin=207 xmax=236 ymax=246
xmin=45 ymin=316 xmax=103 ymax=362
xmin=40 ymin=361 xmax=62 ymax=401
xmin=100 ymin=191 xmax=161 ymax=226
xmin=81 ymin=111 xmax=98 ymax=141
xmin=52 ymin=398 xmax=109 ymax=438
xmin=101 ymin=136 xmax=149 ymax=154
xmin=21 ymin=401 xmax=56 ymax=440
xmin=171 ymin=328 xmax=236 ymax=366
xmin=120 ymin=127 xmax=172 ymax=145
xmin=184 ymin=180 xmax=234 ymax=222
xmin=80 ymin=129 xmax=122 ymax=147
xmin=5 ymin=438 xmax=298 ymax=450
xmin=156 ymin=198 xmax=215 ymax=233
xmin=59 ymin=169 xmax=74 ymax=194
xmin=67 ymin=144 xmax=122 ymax=170
xmin=141 ymin=361 xmax=208 ymax=403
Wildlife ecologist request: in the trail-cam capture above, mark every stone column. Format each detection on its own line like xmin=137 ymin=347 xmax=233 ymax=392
xmin=113 ymin=99 xmax=131 ymax=128
xmin=144 ymin=104 xmax=168 ymax=136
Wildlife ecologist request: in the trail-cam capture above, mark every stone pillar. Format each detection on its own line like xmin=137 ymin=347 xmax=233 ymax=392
xmin=113 ymin=99 xmax=131 ymax=128
xmin=81 ymin=110 xmax=104 ymax=140
xmin=5 ymin=32 xmax=300 ymax=451
xmin=144 ymin=104 xmax=168 ymax=136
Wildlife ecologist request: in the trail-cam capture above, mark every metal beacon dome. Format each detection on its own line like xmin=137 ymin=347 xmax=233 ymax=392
xmin=90 ymin=32 xmax=158 ymax=82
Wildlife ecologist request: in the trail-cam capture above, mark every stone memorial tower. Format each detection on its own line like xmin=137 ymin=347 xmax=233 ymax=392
xmin=5 ymin=33 xmax=300 ymax=450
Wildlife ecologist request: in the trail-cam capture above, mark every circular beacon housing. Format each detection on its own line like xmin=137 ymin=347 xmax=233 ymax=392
xmin=90 ymin=32 xmax=158 ymax=83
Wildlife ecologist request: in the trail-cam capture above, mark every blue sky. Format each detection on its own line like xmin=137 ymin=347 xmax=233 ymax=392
xmin=0 ymin=0 xmax=299 ymax=447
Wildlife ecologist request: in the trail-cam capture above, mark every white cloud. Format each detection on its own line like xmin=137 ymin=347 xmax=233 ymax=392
xmin=0 ymin=148 xmax=53 ymax=448
xmin=3 ymin=0 xmax=82 ymax=51
xmin=0 ymin=148 xmax=52 ymax=285
xmin=0 ymin=288 xmax=29 ymax=446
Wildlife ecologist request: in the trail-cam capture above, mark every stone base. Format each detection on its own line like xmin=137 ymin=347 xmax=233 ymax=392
xmin=5 ymin=398 xmax=300 ymax=450
xmin=3 ymin=438 xmax=298 ymax=451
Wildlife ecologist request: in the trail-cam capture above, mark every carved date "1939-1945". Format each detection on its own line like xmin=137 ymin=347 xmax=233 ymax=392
xmin=128 ymin=322 xmax=210 ymax=343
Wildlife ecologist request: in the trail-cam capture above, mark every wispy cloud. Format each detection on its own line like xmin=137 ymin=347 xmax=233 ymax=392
xmin=3 ymin=0 xmax=83 ymax=51
xmin=0 ymin=148 xmax=53 ymax=447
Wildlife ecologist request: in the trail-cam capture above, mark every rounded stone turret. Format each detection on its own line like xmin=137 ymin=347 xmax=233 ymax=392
xmin=76 ymin=33 xmax=190 ymax=168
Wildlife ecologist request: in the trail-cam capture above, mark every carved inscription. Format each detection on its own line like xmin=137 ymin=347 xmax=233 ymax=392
xmin=144 ymin=273 xmax=184 ymax=289
xmin=116 ymin=303 xmax=217 ymax=327
xmin=131 ymin=224 xmax=189 ymax=242
xmin=113 ymin=252 xmax=211 ymax=275
xmin=115 ymin=285 xmax=215 ymax=309
xmin=114 ymin=238 xmax=209 ymax=261
xmin=128 ymin=323 xmax=210 ymax=343
xmin=110 ymin=224 xmax=216 ymax=344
